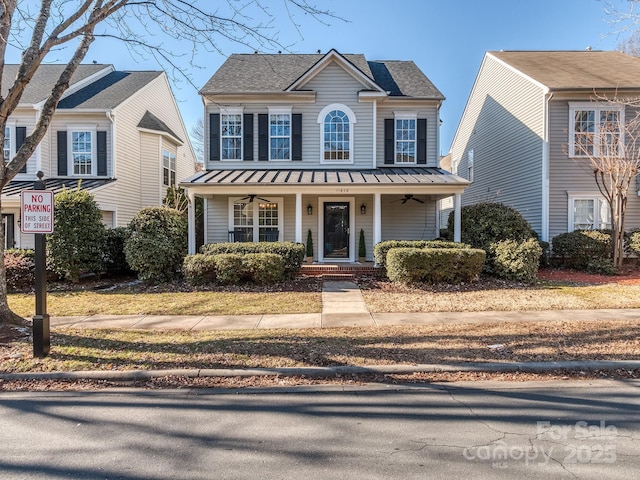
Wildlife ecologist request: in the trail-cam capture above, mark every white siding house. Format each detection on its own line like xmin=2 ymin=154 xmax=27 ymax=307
xmin=1 ymin=64 xmax=196 ymax=248
xmin=182 ymin=50 xmax=468 ymax=261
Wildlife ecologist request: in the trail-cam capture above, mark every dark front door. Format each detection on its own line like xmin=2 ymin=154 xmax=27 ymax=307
xmin=324 ymin=202 xmax=349 ymax=259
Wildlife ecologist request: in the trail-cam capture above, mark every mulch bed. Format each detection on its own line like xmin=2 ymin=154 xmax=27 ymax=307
xmin=537 ymin=266 xmax=640 ymax=285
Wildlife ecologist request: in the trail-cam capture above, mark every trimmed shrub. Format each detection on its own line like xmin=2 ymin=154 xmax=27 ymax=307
xmin=490 ymin=238 xmax=542 ymax=284
xmin=201 ymin=241 xmax=304 ymax=276
xmin=103 ymin=227 xmax=131 ymax=275
xmin=386 ymin=247 xmax=486 ymax=285
xmin=447 ymin=202 xmax=537 ymax=273
xmin=586 ymin=258 xmax=617 ymax=275
xmin=551 ymin=230 xmax=611 ymax=269
xmin=306 ymin=229 xmax=314 ymax=259
xmin=628 ymin=231 xmax=640 ymax=256
xmin=4 ymin=249 xmax=35 ymax=291
xmin=213 ymin=254 xmax=244 ymax=285
xmin=47 ymin=186 xmax=106 ymax=282
xmin=182 ymin=254 xmax=217 ymax=285
xmin=243 ymin=253 xmax=285 ymax=284
xmin=125 ymin=207 xmax=188 ymax=283
xmin=373 ymin=240 xmax=471 ymax=268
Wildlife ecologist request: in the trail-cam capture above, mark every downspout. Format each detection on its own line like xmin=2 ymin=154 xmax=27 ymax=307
xmin=106 ymin=110 xmax=117 ymax=226
xmin=541 ymin=91 xmax=552 ymax=243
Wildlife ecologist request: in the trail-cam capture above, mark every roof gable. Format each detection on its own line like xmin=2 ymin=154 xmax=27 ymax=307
xmin=137 ymin=110 xmax=183 ymax=144
xmin=489 ymin=50 xmax=640 ymax=91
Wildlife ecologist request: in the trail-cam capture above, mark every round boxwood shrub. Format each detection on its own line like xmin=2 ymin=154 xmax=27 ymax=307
xmin=551 ymin=230 xmax=611 ymax=270
xmin=47 ymin=186 xmax=106 ymax=282
xmin=243 ymin=253 xmax=285 ymax=284
xmin=183 ymin=254 xmax=217 ymax=286
xmin=489 ymin=238 xmax=542 ymax=284
xmin=447 ymin=202 xmax=537 ymax=274
xmin=124 ymin=207 xmax=187 ymax=283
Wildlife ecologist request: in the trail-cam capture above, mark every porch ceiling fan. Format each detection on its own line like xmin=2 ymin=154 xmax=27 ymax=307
xmin=394 ymin=194 xmax=425 ymax=204
xmin=239 ymin=194 xmax=271 ymax=203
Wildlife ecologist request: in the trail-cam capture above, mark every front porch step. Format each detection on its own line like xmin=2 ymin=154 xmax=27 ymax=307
xmin=320 ymin=273 xmax=356 ymax=281
xmin=299 ymin=262 xmax=380 ymax=278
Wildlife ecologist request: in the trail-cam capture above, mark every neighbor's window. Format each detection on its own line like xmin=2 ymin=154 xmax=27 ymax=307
xmin=72 ymin=130 xmax=93 ymax=175
xmin=221 ymin=113 xmax=242 ymax=160
xmin=570 ymin=197 xmax=611 ymax=230
xmin=395 ymin=118 xmax=416 ymax=164
xmin=163 ymin=150 xmax=176 ymax=186
xmin=270 ymin=113 xmax=291 ymax=160
xmin=570 ymin=104 xmax=623 ymax=157
xmin=3 ymin=127 xmax=10 ymax=163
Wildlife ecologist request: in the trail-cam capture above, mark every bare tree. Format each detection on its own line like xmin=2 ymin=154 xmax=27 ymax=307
xmin=569 ymin=99 xmax=640 ymax=269
xmin=0 ymin=0 xmax=338 ymax=325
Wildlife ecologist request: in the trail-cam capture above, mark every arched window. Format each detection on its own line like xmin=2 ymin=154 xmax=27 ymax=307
xmin=318 ymin=104 xmax=355 ymax=163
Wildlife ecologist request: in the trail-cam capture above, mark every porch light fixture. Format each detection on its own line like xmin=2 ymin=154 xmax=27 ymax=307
xmin=307 ymin=203 xmax=313 ymax=215
xmin=360 ymin=203 xmax=366 ymax=215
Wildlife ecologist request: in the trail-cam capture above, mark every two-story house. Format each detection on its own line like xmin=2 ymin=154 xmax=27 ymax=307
xmin=182 ymin=50 xmax=468 ymax=261
xmin=2 ymin=64 xmax=196 ymax=249
xmin=448 ymin=50 xmax=640 ymax=243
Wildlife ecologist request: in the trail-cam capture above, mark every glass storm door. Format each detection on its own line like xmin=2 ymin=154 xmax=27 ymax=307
xmin=323 ymin=202 xmax=350 ymax=259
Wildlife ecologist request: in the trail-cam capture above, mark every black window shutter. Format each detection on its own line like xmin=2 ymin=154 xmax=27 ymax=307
xmin=97 ymin=131 xmax=107 ymax=176
xmin=258 ymin=114 xmax=268 ymax=161
xmin=209 ymin=113 xmax=220 ymax=161
xmin=243 ymin=113 xmax=253 ymax=161
xmin=16 ymin=127 xmax=27 ymax=173
xmin=292 ymin=114 xmax=302 ymax=161
xmin=384 ymin=119 xmax=394 ymax=165
xmin=57 ymin=131 xmax=68 ymax=176
xmin=417 ymin=119 xmax=427 ymax=164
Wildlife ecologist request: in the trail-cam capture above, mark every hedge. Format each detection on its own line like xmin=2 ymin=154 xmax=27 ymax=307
xmin=551 ymin=230 xmax=611 ymax=269
xmin=373 ymin=240 xmax=471 ymax=268
xmin=386 ymin=247 xmax=486 ymax=285
xmin=182 ymin=254 xmax=217 ymax=286
xmin=201 ymin=241 xmax=304 ymax=276
xmin=489 ymin=238 xmax=542 ymax=284
xmin=242 ymin=253 xmax=285 ymax=284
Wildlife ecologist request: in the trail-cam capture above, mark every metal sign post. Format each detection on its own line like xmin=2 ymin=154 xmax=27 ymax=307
xmin=21 ymin=171 xmax=53 ymax=358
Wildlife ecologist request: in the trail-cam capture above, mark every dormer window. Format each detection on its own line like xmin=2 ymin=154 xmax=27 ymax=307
xmin=318 ymin=104 xmax=355 ymax=163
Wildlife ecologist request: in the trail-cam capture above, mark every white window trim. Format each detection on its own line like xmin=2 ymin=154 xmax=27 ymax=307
xmin=317 ymin=103 xmax=356 ymax=164
xmin=68 ymin=127 xmax=97 ymax=177
xmin=394 ymin=112 xmax=417 ymax=165
xmin=268 ymin=106 xmax=292 ymax=162
xmin=228 ymin=196 xmax=284 ymax=242
xmin=162 ymin=148 xmax=177 ymax=187
xmin=568 ymin=102 xmax=624 ymax=158
xmin=567 ymin=192 xmax=611 ymax=231
xmin=3 ymin=123 xmax=14 ymax=163
xmin=220 ymin=107 xmax=244 ymax=162
xmin=467 ymin=149 xmax=474 ymax=182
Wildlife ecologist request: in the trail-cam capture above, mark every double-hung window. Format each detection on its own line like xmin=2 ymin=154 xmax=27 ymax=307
xmin=569 ymin=103 xmax=623 ymax=157
xmin=269 ymin=110 xmax=291 ymax=161
xmin=395 ymin=116 xmax=416 ymax=164
xmin=163 ymin=149 xmax=176 ymax=186
xmin=221 ymin=113 xmax=242 ymax=160
xmin=71 ymin=130 xmax=94 ymax=175
xmin=569 ymin=194 xmax=611 ymax=231
xmin=3 ymin=127 xmax=10 ymax=163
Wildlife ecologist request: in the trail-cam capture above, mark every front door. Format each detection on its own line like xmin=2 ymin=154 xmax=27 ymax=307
xmin=323 ymin=202 xmax=349 ymax=259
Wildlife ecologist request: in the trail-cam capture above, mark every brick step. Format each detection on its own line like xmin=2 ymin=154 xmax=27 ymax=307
xmin=320 ymin=273 xmax=356 ymax=281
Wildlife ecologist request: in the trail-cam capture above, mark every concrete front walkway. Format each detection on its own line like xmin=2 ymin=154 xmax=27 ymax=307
xmin=47 ymin=280 xmax=640 ymax=331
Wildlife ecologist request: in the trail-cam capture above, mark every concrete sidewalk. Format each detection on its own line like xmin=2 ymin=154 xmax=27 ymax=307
xmin=47 ymin=280 xmax=640 ymax=331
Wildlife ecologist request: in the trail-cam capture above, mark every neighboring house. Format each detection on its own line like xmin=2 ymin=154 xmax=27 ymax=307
xmin=181 ymin=50 xmax=468 ymax=261
xmin=449 ymin=50 xmax=640 ymax=243
xmin=2 ymin=64 xmax=196 ymax=249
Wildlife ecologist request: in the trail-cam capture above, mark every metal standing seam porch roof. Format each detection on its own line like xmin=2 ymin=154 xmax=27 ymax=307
xmin=181 ymin=167 xmax=469 ymax=188
xmin=2 ymin=178 xmax=115 ymax=198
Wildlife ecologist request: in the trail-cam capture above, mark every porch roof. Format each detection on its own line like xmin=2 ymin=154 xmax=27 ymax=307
xmin=181 ymin=167 xmax=469 ymax=189
xmin=2 ymin=178 xmax=115 ymax=197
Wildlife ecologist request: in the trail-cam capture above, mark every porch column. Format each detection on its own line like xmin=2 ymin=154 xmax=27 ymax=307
xmin=295 ymin=192 xmax=302 ymax=243
xmin=453 ymin=193 xmax=462 ymax=243
xmin=373 ymin=192 xmax=382 ymax=246
xmin=187 ymin=190 xmax=196 ymax=254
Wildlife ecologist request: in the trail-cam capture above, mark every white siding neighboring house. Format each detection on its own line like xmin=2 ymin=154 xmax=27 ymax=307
xmin=1 ymin=64 xmax=196 ymax=248
xmin=182 ymin=50 xmax=469 ymax=261
xmin=449 ymin=50 xmax=640 ymax=243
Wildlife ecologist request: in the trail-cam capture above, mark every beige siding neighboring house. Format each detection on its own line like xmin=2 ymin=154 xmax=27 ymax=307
xmin=449 ymin=50 xmax=640 ymax=243
xmin=182 ymin=50 xmax=469 ymax=261
xmin=2 ymin=65 xmax=196 ymax=248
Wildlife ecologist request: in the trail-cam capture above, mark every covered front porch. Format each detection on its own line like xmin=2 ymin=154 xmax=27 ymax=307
xmin=181 ymin=167 xmax=469 ymax=261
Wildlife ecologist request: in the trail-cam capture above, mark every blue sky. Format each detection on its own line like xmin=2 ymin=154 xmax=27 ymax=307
xmin=11 ymin=0 xmax=632 ymax=153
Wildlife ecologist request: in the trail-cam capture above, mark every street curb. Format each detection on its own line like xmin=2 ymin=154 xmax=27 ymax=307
xmin=2 ymin=360 xmax=640 ymax=382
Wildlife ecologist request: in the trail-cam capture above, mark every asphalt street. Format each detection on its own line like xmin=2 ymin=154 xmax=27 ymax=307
xmin=0 ymin=380 xmax=638 ymax=479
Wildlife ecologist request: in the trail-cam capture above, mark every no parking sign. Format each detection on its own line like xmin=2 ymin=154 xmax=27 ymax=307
xmin=21 ymin=190 xmax=54 ymax=233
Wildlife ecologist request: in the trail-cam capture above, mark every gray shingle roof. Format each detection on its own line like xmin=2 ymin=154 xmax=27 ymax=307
xmin=57 ymin=70 xmax=162 ymax=109
xmin=137 ymin=110 xmax=183 ymax=143
xmin=489 ymin=50 xmax=640 ymax=90
xmin=200 ymin=52 xmax=443 ymax=99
